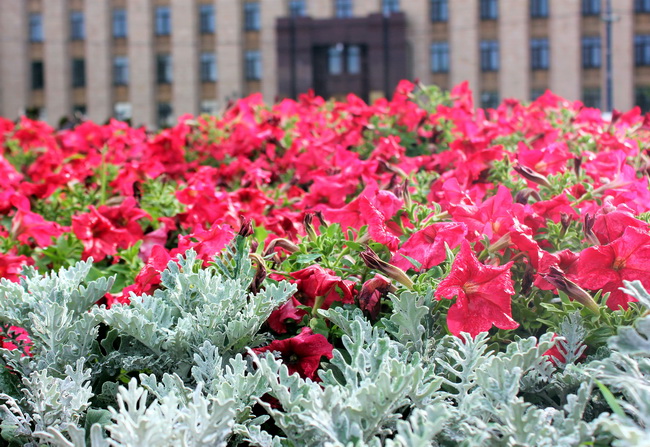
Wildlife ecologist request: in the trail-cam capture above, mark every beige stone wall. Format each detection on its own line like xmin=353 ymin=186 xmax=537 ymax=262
xmin=450 ymin=0 xmax=480 ymax=92
xmin=44 ymin=0 xmax=71 ymax=124
xmin=85 ymin=0 xmax=112 ymax=123
xmin=499 ymin=0 xmax=529 ymax=100
xmin=613 ymin=0 xmax=634 ymax=110
xmin=261 ymin=0 xmax=283 ymax=102
xmin=217 ymin=0 xmax=243 ymax=103
xmin=354 ymin=0 xmax=379 ymax=16
xmin=0 ymin=0 xmax=27 ymax=118
xmin=402 ymin=0 xmax=431 ymax=85
xmin=309 ymin=0 xmax=333 ymax=18
xmin=129 ymin=0 xmax=156 ymax=128
xmin=172 ymin=0 xmax=199 ymax=116
xmin=549 ymin=0 xmax=581 ymax=101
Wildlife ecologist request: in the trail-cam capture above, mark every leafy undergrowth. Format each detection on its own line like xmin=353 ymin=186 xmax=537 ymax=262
xmin=1 ymin=82 xmax=650 ymax=445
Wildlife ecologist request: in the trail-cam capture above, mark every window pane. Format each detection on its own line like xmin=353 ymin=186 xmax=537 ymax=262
xmin=531 ymin=0 xmax=549 ymax=18
xmin=31 ymin=61 xmax=44 ymax=90
xmin=245 ymin=50 xmax=262 ymax=80
xmin=72 ymin=59 xmax=85 ymax=88
xmin=158 ymin=103 xmax=173 ymax=128
xmin=431 ymin=0 xmax=448 ymax=22
xmin=70 ymin=11 xmax=85 ymax=40
xmin=328 ymin=45 xmax=343 ymax=75
xmin=113 ymin=56 xmax=129 ymax=85
xmin=199 ymin=5 xmax=215 ymax=33
xmin=347 ymin=45 xmax=361 ymax=74
xmin=335 ymin=0 xmax=353 ymax=18
xmin=200 ymin=52 xmax=217 ymax=82
xmin=430 ymin=41 xmax=449 ymax=72
xmin=382 ymin=0 xmax=400 ymax=15
xmin=157 ymin=54 xmax=173 ymax=83
xmin=29 ymin=14 xmax=44 ymax=42
xmin=289 ymin=0 xmax=306 ymax=17
xmin=155 ymin=7 xmax=171 ymax=35
xmin=113 ymin=9 xmax=127 ymax=38
xmin=244 ymin=2 xmax=260 ymax=31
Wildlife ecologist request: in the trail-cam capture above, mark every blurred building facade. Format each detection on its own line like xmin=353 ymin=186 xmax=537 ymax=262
xmin=0 ymin=0 xmax=645 ymax=127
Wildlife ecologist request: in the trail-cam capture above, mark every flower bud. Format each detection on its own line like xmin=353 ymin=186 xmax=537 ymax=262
xmin=303 ymin=213 xmax=317 ymax=241
xmin=543 ymin=266 xmax=599 ymax=313
xmin=583 ymin=214 xmax=599 ymax=246
xmin=237 ymin=216 xmax=254 ymax=238
xmin=513 ymin=163 xmax=553 ymax=189
xmin=360 ymin=247 xmax=414 ymax=289
xmin=515 ymin=188 xmax=542 ymax=204
xmin=357 ymin=274 xmax=396 ymax=320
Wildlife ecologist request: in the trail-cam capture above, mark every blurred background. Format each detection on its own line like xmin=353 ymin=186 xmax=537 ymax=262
xmin=0 ymin=0 xmax=642 ymax=128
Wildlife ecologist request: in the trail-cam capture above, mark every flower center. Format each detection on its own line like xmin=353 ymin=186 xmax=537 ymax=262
xmin=463 ymin=281 xmax=480 ymax=295
xmin=612 ymin=257 xmax=626 ymax=271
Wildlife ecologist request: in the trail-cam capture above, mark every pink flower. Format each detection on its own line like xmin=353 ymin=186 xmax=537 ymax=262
xmin=391 ymin=222 xmax=467 ymax=271
xmin=435 ymin=241 xmax=518 ymax=336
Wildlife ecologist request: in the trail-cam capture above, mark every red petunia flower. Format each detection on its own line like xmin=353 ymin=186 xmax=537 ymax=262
xmin=267 ymin=296 xmax=307 ymax=334
xmin=291 ymin=265 xmax=355 ymax=309
xmin=576 ymin=227 xmax=650 ymax=310
xmin=72 ymin=207 xmax=130 ymax=261
xmin=0 ymin=252 xmax=34 ymax=282
xmin=391 ymin=222 xmax=467 ymax=271
xmin=435 ymin=241 xmax=518 ymax=336
xmin=174 ymin=222 xmax=234 ymax=266
xmin=252 ymin=327 xmax=334 ymax=380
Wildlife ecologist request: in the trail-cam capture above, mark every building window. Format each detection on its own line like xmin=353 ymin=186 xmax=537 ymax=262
xmin=481 ymin=91 xmax=500 ymax=109
xmin=530 ymin=0 xmax=549 ymax=18
xmin=113 ymin=9 xmax=127 ymax=38
xmin=201 ymin=100 xmax=219 ymax=115
xmin=431 ymin=0 xmax=448 ymax=22
xmin=480 ymin=0 xmax=498 ymax=19
xmin=347 ymin=45 xmax=361 ymax=74
xmin=73 ymin=105 xmax=86 ymax=116
xmin=199 ymin=4 xmax=215 ymax=34
xmin=200 ymin=52 xmax=217 ymax=82
xmin=244 ymin=2 xmax=260 ymax=31
xmin=335 ymin=0 xmax=354 ymax=18
xmin=70 ymin=11 xmax=85 ymax=40
xmin=31 ymin=61 xmax=44 ymax=90
xmin=480 ymin=40 xmax=499 ymax=71
xmin=158 ymin=103 xmax=174 ymax=128
xmin=582 ymin=0 xmax=600 ymax=15
xmin=531 ymin=88 xmax=546 ymax=101
xmin=382 ymin=0 xmax=400 ymax=15
xmin=328 ymin=45 xmax=343 ymax=75
xmin=635 ymin=35 xmax=650 ymax=66
xmin=583 ymin=88 xmax=602 ymax=108
xmin=245 ymin=50 xmax=262 ymax=80
xmin=637 ymin=0 xmax=650 ymax=12
xmin=582 ymin=36 xmax=601 ymax=68
xmin=155 ymin=6 xmax=171 ymax=35
xmin=72 ymin=58 xmax=85 ymax=88
xmin=114 ymin=102 xmax=132 ymax=121
xmin=156 ymin=54 xmax=173 ymax=84
xmin=29 ymin=14 xmax=44 ymax=42
xmin=636 ymin=87 xmax=650 ymax=112
xmin=113 ymin=56 xmax=129 ymax=86
xmin=289 ymin=0 xmax=306 ymax=17
xmin=531 ymin=38 xmax=550 ymax=69
xmin=430 ymin=41 xmax=449 ymax=73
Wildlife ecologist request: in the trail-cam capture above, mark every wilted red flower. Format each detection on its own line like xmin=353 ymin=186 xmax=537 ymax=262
xmin=391 ymin=222 xmax=467 ymax=272
xmin=357 ymin=274 xmax=395 ymax=320
xmin=435 ymin=240 xmax=518 ymax=336
xmin=252 ymin=327 xmax=334 ymax=380
xmin=267 ymin=296 xmax=307 ymax=333
xmin=576 ymin=226 xmax=650 ymax=310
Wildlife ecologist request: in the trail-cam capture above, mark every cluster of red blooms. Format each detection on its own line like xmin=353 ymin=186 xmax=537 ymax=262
xmin=2 ymin=81 xmax=650 ymax=377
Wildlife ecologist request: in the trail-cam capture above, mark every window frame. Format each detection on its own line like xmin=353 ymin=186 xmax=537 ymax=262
xmin=382 ymin=0 xmax=400 ymax=15
xmin=530 ymin=0 xmax=549 ymax=18
xmin=582 ymin=36 xmax=602 ymax=69
xmin=635 ymin=35 xmax=650 ymax=66
xmin=31 ymin=60 xmax=44 ymax=90
xmin=29 ymin=13 xmax=44 ymax=43
xmin=480 ymin=0 xmax=498 ymax=20
xmin=112 ymin=9 xmax=127 ymax=38
xmin=199 ymin=4 xmax=215 ymax=34
xmin=71 ymin=58 xmax=86 ymax=88
xmin=156 ymin=53 xmax=173 ymax=84
xmin=430 ymin=0 xmax=448 ymax=22
xmin=244 ymin=50 xmax=262 ymax=80
xmin=200 ymin=52 xmax=217 ymax=82
xmin=582 ymin=0 xmax=601 ymax=16
xmin=531 ymin=37 xmax=550 ymax=70
xmin=155 ymin=6 xmax=172 ymax=36
xmin=430 ymin=41 xmax=449 ymax=73
xmin=244 ymin=2 xmax=261 ymax=31
xmin=289 ymin=0 xmax=306 ymax=17
xmin=636 ymin=0 xmax=650 ymax=12
xmin=335 ymin=0 xmax=354 ymax=18
xmin=113 ymin=56 xmax=129 ymax=86
xmin=480 ymin=40 xmax=499 ymax=72
xmin=70 ymin=11 xmax=85 ymax=40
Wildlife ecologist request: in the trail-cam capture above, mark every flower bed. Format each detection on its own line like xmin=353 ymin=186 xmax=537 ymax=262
xmin=1 ymin=82 xmax=650 ymax=445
